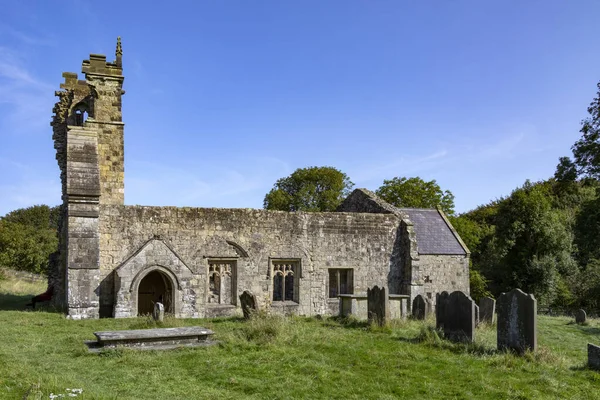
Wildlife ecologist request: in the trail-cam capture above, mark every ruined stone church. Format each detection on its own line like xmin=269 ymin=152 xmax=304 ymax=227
xmin=49 ymin=39 xmax=470 ymax=320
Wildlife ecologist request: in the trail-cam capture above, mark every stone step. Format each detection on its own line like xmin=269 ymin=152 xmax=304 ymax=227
xmin=86 ymin=326 xmax=216 ymax=352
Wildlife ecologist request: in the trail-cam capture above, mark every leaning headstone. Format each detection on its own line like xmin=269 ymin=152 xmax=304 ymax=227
xmin=367 ymin=286 xmax=389 ymax=326
xmin=436 ymin=291 xmax=450 ymax=330
xmin=412 ymin=294 xmax=428 ymax=320
xmin=479 ymin=296 xmax=496 ymax=324
xmin=575 ymin=309 xmax=587 ymax=324
xmin=588 ymin=344 xmax=600 ymax=370
xmin=441 ymin=291 xmax=476 ymax=343
xmin=239 ymin=290 xmax=258 ymax=319
xmin=497 ymin=288 xmax=537 ymax=354
xmin=152 ymin=302 xmax=164 ymax=322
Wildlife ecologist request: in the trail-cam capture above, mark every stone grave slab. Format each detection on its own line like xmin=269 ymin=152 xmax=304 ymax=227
xmin=153 ymin=302 xmax=164 ymax=322
xmin=479 ymin=297 xmax=495 ymax=324
xmin=412 ymin=294 xmax=428 ymax=320
xmin=440 ymin=291 xmax=476 ymax=343
xmin=86 ymin=326 xmax=215 ymax=352
xmin=589 ymin=343 xmax=600 ymax=370
xmin=497 ymin=288 xmax=537 ymax=353
xmin=436 ymin=291 xmax=450 ymax=330
xmin=367 ymin=286 xmax=389 ymax=326
xmin=576 ymin=309 xmax=587 ymax=324
xmin=239 ymin=290 xmax=258 ymax=319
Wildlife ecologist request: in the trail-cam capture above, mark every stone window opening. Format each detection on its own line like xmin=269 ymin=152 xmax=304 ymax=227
xmin=73 ymin=107 xmax=88 ymax=126
xmin=328 ymin=269 xmax=354 ymax=298
xmin=272 ymin=260 xmax=300 ymax=303
xmin=207 ymin=260 xmax=236 ymax=305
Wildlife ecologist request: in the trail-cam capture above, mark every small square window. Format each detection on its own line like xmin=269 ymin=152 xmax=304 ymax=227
xmin=329 ymin=269 xmax=353 ymax=298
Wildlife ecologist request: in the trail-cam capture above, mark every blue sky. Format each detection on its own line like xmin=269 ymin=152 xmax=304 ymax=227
xmin=1 ymin=1 xmax=600 ymax=216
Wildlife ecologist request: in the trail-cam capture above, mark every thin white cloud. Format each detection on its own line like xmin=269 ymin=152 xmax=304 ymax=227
xmin=125 ymin=156 xmax=290 ymax=208
xmin=351 ymin=149 xmax=450 ymax=183
xmin=0 ymin=25 xmax=57 ymax=47
xmin=0 ymin=46 xmax=54 ymax=134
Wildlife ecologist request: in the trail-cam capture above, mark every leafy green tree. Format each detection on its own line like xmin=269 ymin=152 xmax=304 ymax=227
xmin=469 ymin=269 xmax=492 ymax=303
xmin=0 ymin=205 xmax=60 ymax=275
xmin=1 ymin=204 xmax=59 ymax=230
xmin=264 ymin=167 xmax=354 ymax=212
xmin=375 ymin=177 xmax=455 ymax=215
xmin=484 ymin=181 xmax=576 ymax=304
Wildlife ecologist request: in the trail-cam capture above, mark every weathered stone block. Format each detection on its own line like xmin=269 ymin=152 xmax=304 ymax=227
xmin=497 ymin=288 xmax=537 ymax=354
xmin=576 ymin=309 xmax=587 ymax=324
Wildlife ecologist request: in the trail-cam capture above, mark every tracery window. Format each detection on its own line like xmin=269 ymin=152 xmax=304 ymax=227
xmin=272 ymin=260 xmax=300 ymax=302
xmin=208 ymin=260 xmax=236 ymax=305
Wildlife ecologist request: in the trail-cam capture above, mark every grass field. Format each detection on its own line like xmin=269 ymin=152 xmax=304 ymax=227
xmin=1 ymin=274 xmax=600 ymax=399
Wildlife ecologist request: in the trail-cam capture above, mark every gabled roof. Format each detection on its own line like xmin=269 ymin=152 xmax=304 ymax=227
xmin=397 ymin=208 xmax=467 ymax=255
xmin=338 ymin=189 xmax=468 ymax=255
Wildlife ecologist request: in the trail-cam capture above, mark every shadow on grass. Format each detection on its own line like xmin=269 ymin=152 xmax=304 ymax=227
xmin=324 ymin=316 xmax=370 ymax=330
xmin=0 ymin=292 xmax=36 ymax=311
xmin=209 ymin=316 xmax=246 ymax=324
xmin=0 ymin=292 xmax=61 ymax=313
xmin=576 ymin=326 xmax=600 ymax=336
xmin=396 ymin=325 xmax=498 ymax=357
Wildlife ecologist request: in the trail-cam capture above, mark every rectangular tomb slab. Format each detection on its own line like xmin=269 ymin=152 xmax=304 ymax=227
xmin=92 ymin=326 xmax=215 ymax=349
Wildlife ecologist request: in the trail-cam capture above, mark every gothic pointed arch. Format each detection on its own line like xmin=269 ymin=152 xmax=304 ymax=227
xmin=113 ymin=238 xmax=196 ymax=318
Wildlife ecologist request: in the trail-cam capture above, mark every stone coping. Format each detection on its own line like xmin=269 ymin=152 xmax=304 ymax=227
xmin=270 ymin=301 xmax=299 ymax=307
xmin=338 ymin=294 xmax=410 ymax=299
xmin=338 ymin=294 xmax=367 ymax=299
xmin=94 ymin=326 xmax=213 ymax=342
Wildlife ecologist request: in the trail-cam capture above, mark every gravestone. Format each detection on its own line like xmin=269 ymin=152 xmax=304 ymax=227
xmin=412 ymin=294 xmax=428 ymax=320
xmin=239 ymin=290 xmax=258 ymax=319
xmin=479 ymin=296 xmax=496 ymax=324
xmin=497 ymin=289 xmax=537 ymax=354
xmin=367 ymin=286 xmax=389 ymax=326
xmin=588 ymin=344 xmax=600 ymax=370
xmin=436 ymin=291 xmax=450 ymax=330
xmin=152 ymin=302 xmax=164 ymax=322
xmin=474 ymin=303 xmax=480 ymax=327
xmin=575 ymin=309 xmax=587 ymax=324
xmin=440 ymin=291 xmax=476 ymax=343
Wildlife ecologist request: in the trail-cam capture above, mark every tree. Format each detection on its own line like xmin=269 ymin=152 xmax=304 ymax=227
xmin=375 ymin=177 xmax=455 ymax=215
xmin=0 ymin=205 xmax=60 ymax=275
xmin=555 ymin=80 xmax=600 ymax=180
xmin=263 ymin=167 xmax=354 ymax=212
xmin=483 ymin=181 xmax=576 ymax=304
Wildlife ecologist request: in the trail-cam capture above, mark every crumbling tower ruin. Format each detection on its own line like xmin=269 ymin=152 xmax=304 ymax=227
xmin=50 ymin=38 xmax=125 ymax=318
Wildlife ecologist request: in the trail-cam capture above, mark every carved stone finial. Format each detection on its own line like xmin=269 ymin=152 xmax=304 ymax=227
xmin=116 ymin=37 xmax=122 ymax=56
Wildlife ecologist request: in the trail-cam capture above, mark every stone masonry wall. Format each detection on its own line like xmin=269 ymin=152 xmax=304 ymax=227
xmin=98 ymin=205 xmax=400 ymax=318
xmin=418 ymin=254 xmax=469 ymax=306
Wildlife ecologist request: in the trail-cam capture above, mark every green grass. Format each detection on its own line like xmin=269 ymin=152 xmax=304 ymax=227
xmin=1 ymin=276 xmax=600 ymax=399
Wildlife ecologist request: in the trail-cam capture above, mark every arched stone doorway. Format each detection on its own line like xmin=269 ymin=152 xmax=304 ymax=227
xmin=137 ymin=270 xmax=174 ymax=316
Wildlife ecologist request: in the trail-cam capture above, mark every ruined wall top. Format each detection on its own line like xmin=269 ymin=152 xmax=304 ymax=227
xmin=82 ymin=37 xmax=123 ymax=78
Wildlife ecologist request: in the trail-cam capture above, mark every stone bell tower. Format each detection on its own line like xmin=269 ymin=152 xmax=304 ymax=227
xmin=50 ymin=38 xmax=125 ymax=319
